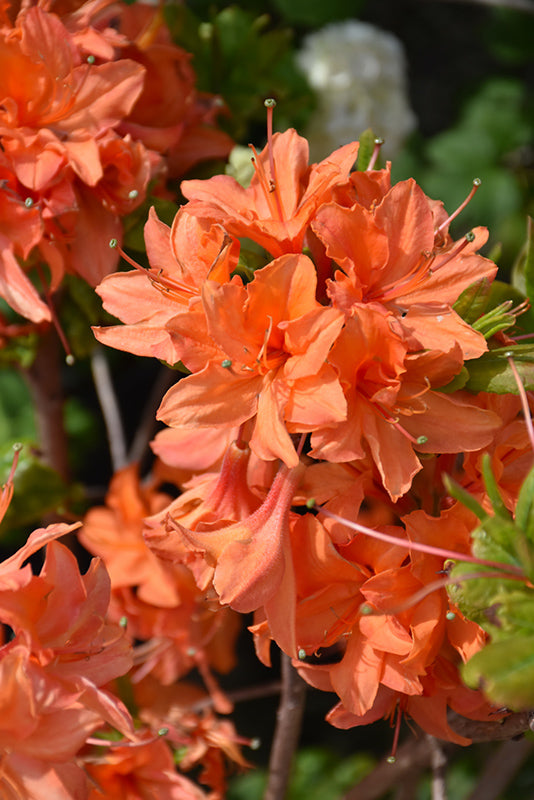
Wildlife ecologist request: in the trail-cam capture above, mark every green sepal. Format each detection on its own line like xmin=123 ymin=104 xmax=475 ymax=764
xmin=472 ymin=299 xmax=519 ymax=339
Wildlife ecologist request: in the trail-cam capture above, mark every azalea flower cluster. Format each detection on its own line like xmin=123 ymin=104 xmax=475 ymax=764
xmin=0 ymin=453 xmax=251 ymax=799
xmin=90 ymin=116 xmax=533 ymax=749
xmin=0 ymin=0 xmax=231 ymax=325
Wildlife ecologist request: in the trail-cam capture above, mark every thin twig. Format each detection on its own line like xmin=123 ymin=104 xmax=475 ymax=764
xmin=428 ymin=736 xmax=448 ymax=800
xmin=263 ymin=653 xmax=307 ymax=800
xmin=91 ymin=346 xmax=128 ymax=472
xmin=190 ymin=680 xmax=283 ymax=714
xmin=342 ymin=737 xmax=457 ymax=800
xmin=467 ymin=737 xmax=534 ymax=800
xmin=128 ymin=364 xmax=176 ymax=464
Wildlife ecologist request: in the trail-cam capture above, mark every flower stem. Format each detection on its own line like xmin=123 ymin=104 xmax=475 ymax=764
xmin=23 ymin=328 xmax=70 ymax=481
xmin=263 ymin=652 xmax=307 ymax=800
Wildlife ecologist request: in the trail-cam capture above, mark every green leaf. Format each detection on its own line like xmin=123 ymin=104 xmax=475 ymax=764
xmin=448 ymin=562 xmax=520 ymax=625
xmin=355 ymin=129 xmax=376 ymax=172
xmin=453 ymin=278 xmax=492 ymax=325
xmin=0 ymin=442 xmax=69 ymax=531
xmin=462 ymin=635 xmax=534 ymax=710
xmin=471 ymin=515 xmax=525 ymax=571
xmin=524 ymin=217 xmax=534 ymax=308
xmin=442 ymin=474 xmax=486 ymax=520
xmin=481 ymin=453 xmax=511 ymax=520
xmin=515 ymin=464 xmax=534 ymax=543
xmin=463 ymin=343 xmax=534 ymax=394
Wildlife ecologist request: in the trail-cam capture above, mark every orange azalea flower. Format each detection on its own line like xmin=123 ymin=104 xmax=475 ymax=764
xmin=94 ymin=206 xmax=239 ymax=366
xmin=313 ymin=179 xmax=497 ymax=320
xmin=110 ymin=2 xmax=233 ymax=176
xmin=133 ymin=678 xmax=252 ymax=800
xmin=181 ymin=128 xmax=359 ymax=258
xmin=0 ymin=523 xmax=135 ymax=797
xmin=325 ymin=656 xmax=497 ymax=746
xmin=308 ymin=305 xmax=499 ymax=500
xmin=157 ymin=253 xmax=346 ymax=467
xmin=283 ymin=502 xmax=495 ymax=744
xmin=81 ymin=462 xmax=241 ymax=688
xmin=81 ymin=464 xmax=179 ymax=607
xmin=86 ymin=738 xmax=207 ymax=800
xmin=147 ymin=453 xmax=304 ymax=658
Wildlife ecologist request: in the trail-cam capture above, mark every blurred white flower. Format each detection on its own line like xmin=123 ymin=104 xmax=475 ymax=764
xmin=297 ymin=20 xmax=417 ymax=161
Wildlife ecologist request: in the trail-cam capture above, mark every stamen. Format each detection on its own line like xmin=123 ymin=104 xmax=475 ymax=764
xmin=436 ymin=179 xmax=481 ymax=235
xmin=315 ymin=505 xmax=524 ymax=574
xmin=359 ymin=569 xmax=525 ymax=617
xmin=256 ymin=315 xmax=273 ymax=368
xmin=432 ymin=232 xmax=475 ymax=272
xmin=389 ymin=701 xmax=403 ymax=762
xmin=35 ymin=263 xmax=75 ymax=363
xmin=367 ymin=137 xmax=384 ymax=171
xmin=264 ymin=98 xmax=277 ymax=190
xmin=0 ymin=443 xmax=22 ymax=526
xmin=372 ymin=402 xmax=428 ymax=446
xmin=506 ymin=354 xmax=534 ymax=453
xmin=109 ymin=239 xmax=194 ymax=299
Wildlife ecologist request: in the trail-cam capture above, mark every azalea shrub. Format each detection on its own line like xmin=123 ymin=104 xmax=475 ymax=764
xmin=1 ymin=1 xmax=534 ymax=799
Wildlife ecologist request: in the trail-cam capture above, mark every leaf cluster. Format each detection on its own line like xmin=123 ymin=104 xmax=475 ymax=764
xmin=447 ymin=456 xmax=534 ymax=710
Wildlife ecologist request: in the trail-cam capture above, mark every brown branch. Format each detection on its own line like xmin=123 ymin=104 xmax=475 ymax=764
xmin=448 ymin=710 xmax=534 ymax=742
xmin=24 ymin=329 xmax=70 ymax=481
xmin=263 ymin=653 xmax=307 ymax=800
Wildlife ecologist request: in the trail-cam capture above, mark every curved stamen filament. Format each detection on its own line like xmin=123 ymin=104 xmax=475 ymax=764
xmin=436 ymin=179 xmax=481 ymax=236
xmin=256 ymin=315 xmax=273 ymax=369
xmin=315 ymin=505 xmax=524 ymax=575
xmin=506 ymin=354 xmax=534 ymax=453
xmin=367 ymin=137 xmax=384 ymax=172
xmin=360 ymin=569 xmax=527 ymax=618
xmin=110 ymin=240 xmax=195 ymax=300
xmin=432 ymin=233 xmax=475 ymax=272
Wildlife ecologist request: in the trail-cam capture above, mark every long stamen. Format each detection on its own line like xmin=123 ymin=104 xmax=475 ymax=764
xmin=109 ymin=239 xmax=194 ymax=298
xmin=315 ymin=505 xmax=524 ymax=574
xmin=256 ymin=315 xmax=273 ymax=368
xmin=432 ymin=232 xmax=475 ymax=272
xmin=0 ymin=443 xmax=22 ymax=526
xmin=360 ymin=569 xmax=527 ymax=618
xmin=35 ymin=263 xmax=75 ymax=364
xmin=263 ymin=98 xmax=285 ymax=222
xmin=388 ymin=701 xmax=403 ymax=763
xmin=367 ymin=137 xmax=384 ymax=171
xmin=436 ymin=179 xmax=481 ymax=235
xmin=506 ymin=353 xmax=534 ymax=452
xmin=367 ymin=250 xmax=431 ymax=303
